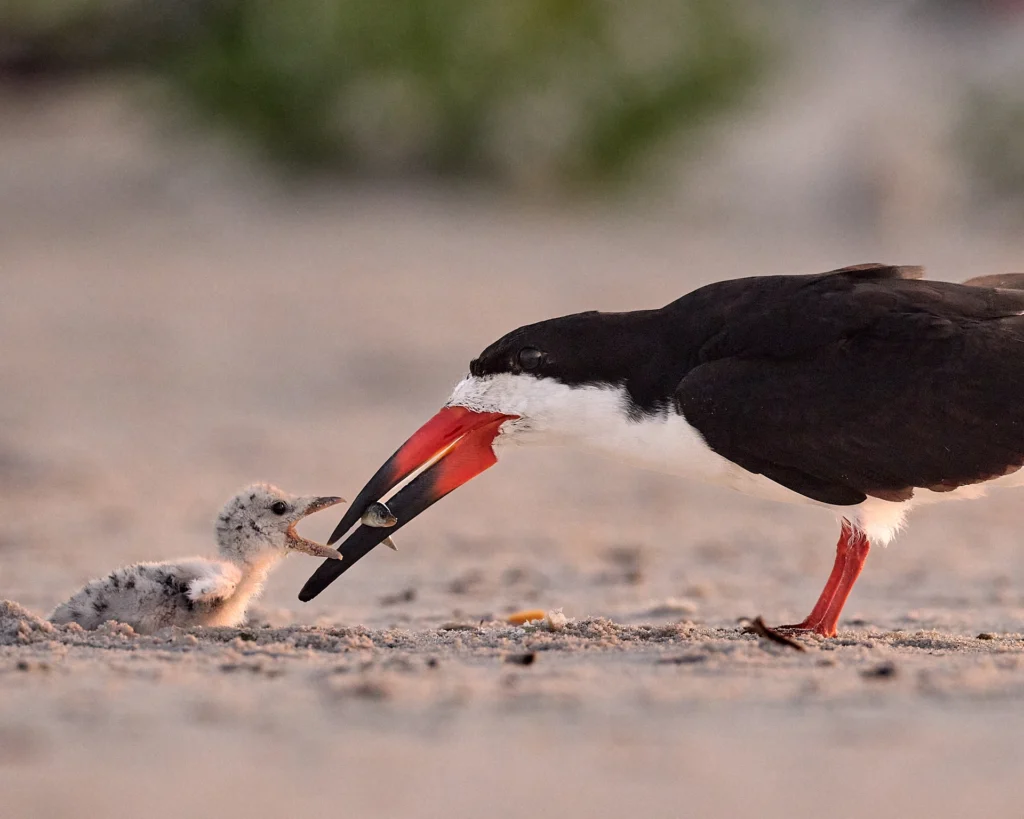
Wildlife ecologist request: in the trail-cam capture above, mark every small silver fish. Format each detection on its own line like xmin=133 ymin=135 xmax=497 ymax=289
xmin=362 ymin=501 xmax=398 ymax=528
xmin=361 ymin=501 xmax=398 ymax=551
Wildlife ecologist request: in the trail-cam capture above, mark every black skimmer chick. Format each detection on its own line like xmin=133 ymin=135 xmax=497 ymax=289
xmin=300 ymin=263 xmax=1024 ymax=637
xmin=51 ymin=484 xmax=342 ymax=633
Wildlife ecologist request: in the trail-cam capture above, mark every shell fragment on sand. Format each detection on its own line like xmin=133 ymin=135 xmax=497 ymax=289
xmin=507 ymin=609 xmax=546 ymax=625
xmin=507 ymin=608 xmax=568 ymax=632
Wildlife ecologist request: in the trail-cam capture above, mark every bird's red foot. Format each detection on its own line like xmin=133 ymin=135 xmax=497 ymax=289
xmin=776 ymin=620 xmax=837 ymax=638
xmin=778 ymin=519 xmax=871 ymax=640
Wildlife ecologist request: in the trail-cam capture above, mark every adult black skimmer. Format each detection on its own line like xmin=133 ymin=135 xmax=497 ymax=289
xmin=300 ymin=263 xmax=1024 ymax=636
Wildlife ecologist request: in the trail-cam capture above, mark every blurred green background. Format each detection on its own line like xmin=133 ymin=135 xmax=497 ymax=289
xmin=0 ymin=0 xmax=768 ymax=190
xmin=8 ymin=0 xmax=1024 ymax=207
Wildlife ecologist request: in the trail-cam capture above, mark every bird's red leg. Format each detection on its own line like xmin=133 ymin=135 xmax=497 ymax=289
xmin=780 ymin=519 xmax=871 ymax=637
xmin=781 ymin=534 xmax=850 ymax=630
xmin=813 ymin=524 xmax=870 ymax=637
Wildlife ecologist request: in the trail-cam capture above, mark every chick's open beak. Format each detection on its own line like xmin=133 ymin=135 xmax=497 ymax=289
xmin=305 ymin=496 xmax=346 ymax=515
xmin=287 ymin=496 xmax=346 ymax=560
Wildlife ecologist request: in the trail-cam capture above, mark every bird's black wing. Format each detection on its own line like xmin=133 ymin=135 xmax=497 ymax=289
xmin=674 ymin=266 xmax=1024 ymax=505
xmin=962 ymin=273 xmax=1024 ymax=290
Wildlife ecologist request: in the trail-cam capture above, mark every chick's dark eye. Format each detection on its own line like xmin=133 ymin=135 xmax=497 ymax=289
xmin=270 ymin=501 xmax=288 ymax=515
xmin=518 ymin=347 xmax=543 ymax=371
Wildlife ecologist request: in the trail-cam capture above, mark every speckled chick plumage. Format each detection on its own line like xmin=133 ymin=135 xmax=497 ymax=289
xmin=50 ymin=484 xmax=342 ymax=634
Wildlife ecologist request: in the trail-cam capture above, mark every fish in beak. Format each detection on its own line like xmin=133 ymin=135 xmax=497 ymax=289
xmin=286 ymin=496 xmax=346 ymax=560
xmin=361 ymin=501 xmax=399 ymax=551
xmin=297 ymin=406 xmax=516 ymax=601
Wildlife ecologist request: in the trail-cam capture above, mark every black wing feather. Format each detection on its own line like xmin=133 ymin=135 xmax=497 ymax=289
xmin=675 ymin=266 xmax=1024 ymax=505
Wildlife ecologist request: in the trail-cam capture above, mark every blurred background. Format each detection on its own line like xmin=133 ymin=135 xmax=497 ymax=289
xmin=5 ymin=3 xmax=1024 ymax=815
xmin=5 ymin=0 xmax=1024 ymax=618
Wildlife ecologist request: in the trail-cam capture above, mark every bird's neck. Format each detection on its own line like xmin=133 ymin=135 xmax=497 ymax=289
xmin=223 ymin=550 xmax=285 ymax=613
xmin=215 ymin=544 xmax=286 ymax=585
xmin=235 ymin=550 xmax=285 ymax=579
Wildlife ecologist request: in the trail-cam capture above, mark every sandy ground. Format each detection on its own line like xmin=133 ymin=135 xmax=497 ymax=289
xmin=6 ymin=83 xmax=1024 ymax=817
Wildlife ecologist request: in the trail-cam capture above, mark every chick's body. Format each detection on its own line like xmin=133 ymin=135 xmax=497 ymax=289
xmin=50 ymin=484 xmax=341 ymax=634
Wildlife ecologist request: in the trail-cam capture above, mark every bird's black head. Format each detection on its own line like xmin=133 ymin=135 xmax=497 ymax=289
xmin=469 ymin=311 xmax=605 ymax=378
xmin=467 ymin=308 xmax=683 ymax=415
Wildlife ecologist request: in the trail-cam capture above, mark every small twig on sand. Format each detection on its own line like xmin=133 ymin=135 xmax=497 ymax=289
xmin=740 ymin=616 xmax=806 ymax=652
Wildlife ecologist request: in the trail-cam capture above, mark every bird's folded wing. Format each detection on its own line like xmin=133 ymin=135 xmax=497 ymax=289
xmin=186 ymin=563 xmax=242 ymax=604
xmin=675 ymin=287 xmax=1024 ymax=505
xmin=686 ymin=264 xmax=1024 ymax=365
xmin=962 ymin=273 xmax=1024 ymax=290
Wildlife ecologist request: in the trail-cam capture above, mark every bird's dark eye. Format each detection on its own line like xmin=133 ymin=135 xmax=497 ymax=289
xmin=518 ymin=347 xmax=543 ymax=371
xmin=270 ymin=501 xmax=288 ymax=515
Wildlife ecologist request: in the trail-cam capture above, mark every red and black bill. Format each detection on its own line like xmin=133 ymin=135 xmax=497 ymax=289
xmin=298 ymin=406 xmax=515 ymax=602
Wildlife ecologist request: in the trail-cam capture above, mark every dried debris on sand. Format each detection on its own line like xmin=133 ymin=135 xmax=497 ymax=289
xmin=741 ymin=616 xmax=807 ymax=652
